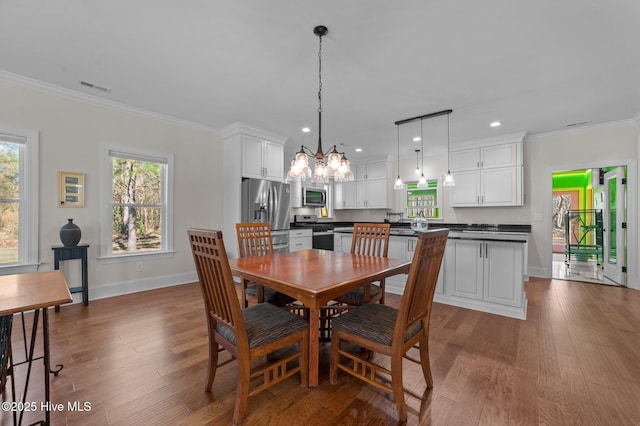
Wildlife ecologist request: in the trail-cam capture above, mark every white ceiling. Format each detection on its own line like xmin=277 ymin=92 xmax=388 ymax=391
xmin=1 ymin=0 xmax=639 ymax=159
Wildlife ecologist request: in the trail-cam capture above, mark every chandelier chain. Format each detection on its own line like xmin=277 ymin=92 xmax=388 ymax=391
xmin=318 ymin=34 xmax=323 ymax=113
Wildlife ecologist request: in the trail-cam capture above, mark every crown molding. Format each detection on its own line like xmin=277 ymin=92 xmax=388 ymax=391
xmin=0 ymin=69 xmax=221 ymax=135
xmin=527 ymin=118 xmax=638 ymax=142
xmin=451 ymin=131 xmax=528 ymax=150
xmin=220 ymin=121 xmax=288 ymax=144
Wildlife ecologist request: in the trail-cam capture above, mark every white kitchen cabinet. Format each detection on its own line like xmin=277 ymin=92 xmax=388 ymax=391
xmin=440 ymin=236 xmax=526 ymax=318
xmin=382 ymin=231 xmax=528 ymax=319
xmin=343 ymin=182 xmax=357 ymax=209
xmin=356 ymin=162 xmax=388 ymax=181
xmin=335 ymin=161 xmax=391 ymax=209
xmin=448 ymin=239 xmax=484 ymax=300
xmin=483 ymin=240 xmax=524 ymax=307
xmin=334 ymin=181 xmax=357 ymax=209
xmin=241 ymin=135 xmax=284 ymax=181
xmin=289 ymin=229 xmax=312 ymax=252
xmin=450 ymin=167 xmax=523 ymax=207
xmin=357 ymin=179 xmax=389 ymax=208
xmin=449 ymin=135 xmax=524 ymax=207
xmin=450 ymin=142 xmax=519 ymax=171
xmin=333 ymin=232 xmax=352 ymax=253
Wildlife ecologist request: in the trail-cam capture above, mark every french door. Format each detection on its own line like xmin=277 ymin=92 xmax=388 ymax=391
xmin=603 ymin=167 xmax=626 ymax=285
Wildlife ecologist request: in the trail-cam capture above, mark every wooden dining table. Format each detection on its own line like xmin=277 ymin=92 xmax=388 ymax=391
xmin=228 ymin=249 xmax=411 ymax=386
xmin=0 ymin=270 xmax=72 ymax=425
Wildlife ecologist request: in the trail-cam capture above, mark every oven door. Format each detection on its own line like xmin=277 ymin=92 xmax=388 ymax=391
xmin=312 ymin=232 xmax=334 ymax=251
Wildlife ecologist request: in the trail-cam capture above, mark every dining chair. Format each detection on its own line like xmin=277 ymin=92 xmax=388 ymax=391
xmin=329 ymin=228 xmax=449 ymax=421
xmin=188 ymin=229 xmax=309 ymax=425
xmin=236 ymin=223 xmax=295 ymax=307
xmin=334 ymin=223 xmax=391 ymax=306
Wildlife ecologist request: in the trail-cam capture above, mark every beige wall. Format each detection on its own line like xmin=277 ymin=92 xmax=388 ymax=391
xmin=0 ymin=79 xmax=222 ymax=299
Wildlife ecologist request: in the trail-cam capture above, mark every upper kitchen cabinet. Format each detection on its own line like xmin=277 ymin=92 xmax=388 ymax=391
xmin=241 ymin=134 xmax=284 ymax=181
xmin=449 ymin=132 xmax=525 ymax=207
xmin=356 ymin=161 xmax=388 ymax=181
xmin=222 ymin=122 xmax=288 ymax=257
xmin=334 ymin=160 xmax=392 ymax=209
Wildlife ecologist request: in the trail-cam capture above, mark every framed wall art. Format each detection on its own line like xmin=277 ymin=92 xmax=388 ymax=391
xmin=58 ymin=171 xmax=85 ymax=207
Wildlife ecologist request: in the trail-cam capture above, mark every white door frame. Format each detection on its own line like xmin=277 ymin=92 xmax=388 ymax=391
xmin=545 ymin=159 xmax=637 ymax=290
xmin=603 ymin=167 xmax=626 ymax=284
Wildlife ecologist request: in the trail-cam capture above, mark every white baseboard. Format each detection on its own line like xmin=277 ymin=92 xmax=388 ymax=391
xmin=527 ymin=266 xmax=549 ymax=278
xmin=434 ymin=294 xmax=528 ymax=320
xmin=65 ymin=271 xmax=198 ymax=305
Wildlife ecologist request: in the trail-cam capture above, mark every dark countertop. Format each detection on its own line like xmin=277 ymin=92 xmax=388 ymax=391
xmin=332 ymin=223 xmax=530 ymax=242
xmin=329 ymin=222 xmax=531 ymax=233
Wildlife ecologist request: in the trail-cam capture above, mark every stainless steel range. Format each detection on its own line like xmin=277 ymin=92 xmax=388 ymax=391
xmin=293 ymin=214 xmax=334 ymax=251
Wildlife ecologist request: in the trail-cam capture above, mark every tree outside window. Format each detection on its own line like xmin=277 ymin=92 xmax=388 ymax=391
xmin=0 ymin=126 xmax=38 ymax=273
xmin=0 ymin=142 xmax=19 ymax=263
xmin=103 ymin=146 xmax=173 ymax=259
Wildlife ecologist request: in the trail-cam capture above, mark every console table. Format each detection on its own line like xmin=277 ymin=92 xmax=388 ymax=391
xmin=52 ymin=244 xmax=89 ymax=311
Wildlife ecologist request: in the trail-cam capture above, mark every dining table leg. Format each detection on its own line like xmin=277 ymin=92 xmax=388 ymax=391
xmin=308 ymin=306 xmax=320 ymax=386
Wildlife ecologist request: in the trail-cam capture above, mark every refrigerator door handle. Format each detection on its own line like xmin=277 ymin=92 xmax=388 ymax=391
xmin=268 ymin=186 xmax=274 ymax=225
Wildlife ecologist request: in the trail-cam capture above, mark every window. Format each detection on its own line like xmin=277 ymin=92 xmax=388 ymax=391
xmin=0 ymin=126 xmax=39 ymax=273
xmin=404 ymin=179 xmax=442 ymax=220
xmin=101 ymin=145 xmax=173 ymax=261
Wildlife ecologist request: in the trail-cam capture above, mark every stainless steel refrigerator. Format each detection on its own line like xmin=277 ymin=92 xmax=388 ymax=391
xmin=241 ymin=179 xmax=290 ymax=252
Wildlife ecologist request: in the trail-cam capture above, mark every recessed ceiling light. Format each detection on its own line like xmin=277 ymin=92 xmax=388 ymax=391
xmin=490 ymin=121 xmax=502 ymax=127
xmin=301 ymin=127 xmax=311 ymax=133
xmin=355 ymin=148 xmax=363 ymax=152
xmin=413 ymin=137 xmax=421 ymax=142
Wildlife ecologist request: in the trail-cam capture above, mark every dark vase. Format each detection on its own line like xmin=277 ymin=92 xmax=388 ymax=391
xmin=60 ymin=219 xmax=81 ymax=246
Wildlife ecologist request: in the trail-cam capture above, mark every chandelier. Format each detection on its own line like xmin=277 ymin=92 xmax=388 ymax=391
xmin=287 ymin=25 xmax=354 ymax=183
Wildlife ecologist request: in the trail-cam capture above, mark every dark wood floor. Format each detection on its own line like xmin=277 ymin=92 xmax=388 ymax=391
xmin=4 ymin=277 xmax=640 ymax=425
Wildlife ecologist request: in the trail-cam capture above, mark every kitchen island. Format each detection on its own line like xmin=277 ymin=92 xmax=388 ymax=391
xmin=334 ymin=223 xmax=530 ymax=320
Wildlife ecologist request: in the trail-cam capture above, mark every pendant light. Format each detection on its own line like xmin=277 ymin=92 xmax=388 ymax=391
xmin=393 ymin=124 xmax=405 ymax=190
xmin=417 ymin=118 xmax=428 ymax=188
xmin=443 ymin=112 xmax=455 ymax=186
xmin=414 ymin=149 xmax=421 ymax=176
xmin=287 ymin=25 xmax=353 ymax=183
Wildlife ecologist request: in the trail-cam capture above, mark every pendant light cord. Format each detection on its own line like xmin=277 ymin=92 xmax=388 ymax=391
xmin=397 ymin=124 xmax=400 ymax=174
xmin=420 ymin=118 xmax=424 ymax=171
xmin=316 ymin=33 xmax=323 ymax=155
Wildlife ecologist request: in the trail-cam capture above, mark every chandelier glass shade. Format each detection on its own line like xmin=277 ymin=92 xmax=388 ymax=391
xmin=287 ymin=25 xmax=354 ymax=183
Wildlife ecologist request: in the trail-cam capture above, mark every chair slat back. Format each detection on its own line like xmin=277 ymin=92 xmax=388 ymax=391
xmin=188 ymin=229 xmax=246 ymax=342
xmin=351 ymin=223 xmax=390 ymax=258
xmin=394 ymin=229 xmax=448 ymax=343
xmin=236 ymin=223 xmax=274 ymax=258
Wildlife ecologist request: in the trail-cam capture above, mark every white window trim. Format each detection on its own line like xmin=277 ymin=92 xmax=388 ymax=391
xmin=99 ymin=144 xmax=174 ymax=263
xmin=0 ymin=125 xmax=39 ymax=274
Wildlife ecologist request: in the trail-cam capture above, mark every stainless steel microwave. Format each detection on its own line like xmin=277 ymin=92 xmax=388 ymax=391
xmin=303 ymin=187 xmax=327 ymax=207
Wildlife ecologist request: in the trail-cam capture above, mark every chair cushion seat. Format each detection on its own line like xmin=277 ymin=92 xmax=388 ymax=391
xmin=216 ymin=303 xmax=308 ymax=349
xmin=335 ymin=284 xmax=382 ymax=304
xmin=245 ymin=285 xmax=293 ymax=305
xmin=331 ymin=303 xmax=422 ymax=346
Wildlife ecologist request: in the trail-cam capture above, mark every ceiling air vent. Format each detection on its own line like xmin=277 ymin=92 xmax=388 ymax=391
xmin=565 ymin=121 xmax=589 ymax=128
xmin=79 ymin=80 xmax=112 ymax=93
